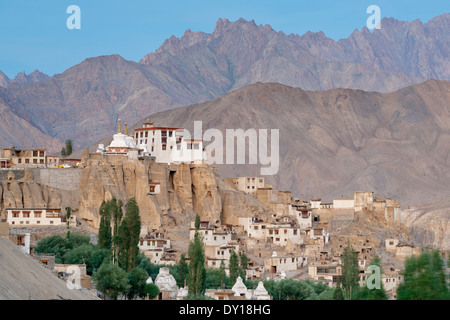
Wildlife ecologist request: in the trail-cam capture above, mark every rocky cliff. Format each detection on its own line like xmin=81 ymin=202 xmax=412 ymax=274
xmin=78 ymin=151 xmax=272 ymax=233
xmin=402 ymin=197 xmax=450 ymax=251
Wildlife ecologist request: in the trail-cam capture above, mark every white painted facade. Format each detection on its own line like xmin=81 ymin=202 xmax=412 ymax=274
xmin=225 ymin=177 xmax=265 ymax=194
xmin=289 ymin=205 xmax=312 ymax=229
xmin=134 ymin=122 xmax=205 ymax=164
xmin=240 ymin=217 xmax=302 ymax=245
xmin=333 ymin=198 xmax=355 ymax=209
xmin=7 ymin=208 xmax=62 ymax=226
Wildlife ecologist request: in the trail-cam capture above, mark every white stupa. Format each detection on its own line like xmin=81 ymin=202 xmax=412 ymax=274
xmin=231 ymin=276 xmax=248 ymax=297
xmin=154 ymin=267 xmax=178 ymax=299
xmin=252 ymin=281 xmax=272 ymax=300
xmin=105 ymin=120 xmax=136 ymax=154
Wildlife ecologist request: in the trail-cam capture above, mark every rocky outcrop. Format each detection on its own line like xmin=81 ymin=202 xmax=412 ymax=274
xmin=77 ymin=153 xmax=273 ymax=233
xmin=402 ymin=197 xmax=450 ymax=251
xmin=0 ymin=173 xmax=73 ymax=220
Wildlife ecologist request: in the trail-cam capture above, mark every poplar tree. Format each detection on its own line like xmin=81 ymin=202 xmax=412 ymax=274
xmin=178 ymin=253 xmax=188 ymax=287
xmin=118 ymin=198 xmax=141 ymax=272
xmin=65 ymin=207 xmax=72 ymax=249
xmin=240 ymin=252 xmax=248 ymax=279
xmin=229 ymin=250 xmax=240 ymax=285
xmin=397 ymin=250 xmax=449 ymax=300
xmin=187 ymin=214 xmax=206 ymax=296
xmin=341 ymin=243 xmax=359 ymax=300
xmin=219 ymin=259 xmax=226 ymax=288
xmin=98 ymin=201 xmax=112 ymax=250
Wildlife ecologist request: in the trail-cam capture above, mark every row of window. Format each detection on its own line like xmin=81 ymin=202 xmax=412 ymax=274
xmin=17 ymin=158 xmax=45 ymax=164
xmin=10 ymin=220 xmax=55 ymax=225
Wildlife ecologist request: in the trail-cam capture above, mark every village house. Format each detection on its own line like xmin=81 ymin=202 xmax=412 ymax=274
xmin=139 ymin=229 xmax=172 ymax=264
xmin=239 ymin=217 xmax=302 ymax=246
xmin=308 ymin=260 xmax=342 ymax=287
xmin=289 ymin=204 xmax=313 ymax=229
xmin=224 ymin=177 xmax=268 ymax=195
xmin=205 ymin=243 xmax=240 ymax=271
xmin=189 ymin=220 xmax=236 ymax=246
xmin=0 ymin=147 xmax=62 ymax=168
xmin=6 ymin=208 xmax=62 ymax=226
xmin=381 ymin=268 xmax=404 ymax=300
xmin=264 ymin=251 xmax=302 ymax=275
xmin=385 ymin=239 xmax=421 ymax=261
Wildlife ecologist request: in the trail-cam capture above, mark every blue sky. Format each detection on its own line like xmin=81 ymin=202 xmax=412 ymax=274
xmin=0 ymin=0 xmax=448 ymax=78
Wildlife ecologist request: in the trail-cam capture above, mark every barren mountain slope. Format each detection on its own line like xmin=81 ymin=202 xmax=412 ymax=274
xmin=136 ymin=80 xmax=450 ymax=207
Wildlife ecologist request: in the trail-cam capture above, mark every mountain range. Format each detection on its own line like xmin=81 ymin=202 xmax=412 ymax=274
xmin=0 ymin=14 xmax=449 ymax=153
xmin=0 ymin=14 xmax=449 ymax=208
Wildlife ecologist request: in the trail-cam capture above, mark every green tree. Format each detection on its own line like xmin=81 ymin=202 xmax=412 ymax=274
xmin=332 ymin=280 xmax=344 ymax=300
xmin=65 ymin=140 xmax=73 ymax=156
xmin=34 ymin=235 xmax=67 ymax=263
xmin=144 ymin=283 xmax=160 ymax=300
xmin=112 ymin=198 xmax=124 ymax=265
xmin=219 ymin=260 xmax=226 ymax=288
xmin=195 ymin=214 xmax=201 ymax=230
xmin=126 ymin=267 xmax=149 ymax=300
xmin=61 ymin=147 xmax=66 ymax=158
xmin=34 ymin=233 xmax=90 ymax=264
xmin=229 ymin=250 xmax=240 ymax=285
xmin=187 ymin=215 xmax=206 ymax=296
xmin=239 ymin=253 xmax=248 ymax=280
xmin=91 ymin=248 xmax=111 ymax=273
xmin=93 ymin=262 xmax=130 ymax=300
xmin=65 ymin=207 xmax=71 ymax=249
xmin=341 ymin=243 xmax=360 ymax=300
xmin=397 ymin=250 xmax=449 ymax=300
xmin=118 ymin=198 xmax=141 ymax=272
xmin=98 ymin=201 xmax=112 ymax=250
xmin=63 ymin=244 xmax=95 ymax=273
xmin=178 ymin=253 xmax=188 ymax=288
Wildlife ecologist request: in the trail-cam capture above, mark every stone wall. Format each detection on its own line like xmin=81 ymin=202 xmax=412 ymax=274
xmin=31 ymin=168 xmax=82 ymax=191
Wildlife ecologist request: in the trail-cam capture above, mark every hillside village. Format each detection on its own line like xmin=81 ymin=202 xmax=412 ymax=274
xmin=0 ymin=120 xmax=447 ymax=300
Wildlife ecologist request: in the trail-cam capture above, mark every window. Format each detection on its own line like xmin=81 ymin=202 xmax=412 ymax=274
xmin=194 ymin=143 xmax=199 ymax=150
xmin=187 ymin=144 xmax=192 ymax=150
xmin=162 ymin=145 xmax=166 ymax=150
xmin=33 ymin=151 xmax=38 ymax=157
xmin=18 ymin=159 xmax=22 ymax=164
xmin=39 ymin=151 xmax=44 ymax=157
xmin=25 ymin=159 xmax=29 ymax=164
xmin=33 ymin=159 xmax=37 ymax=164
